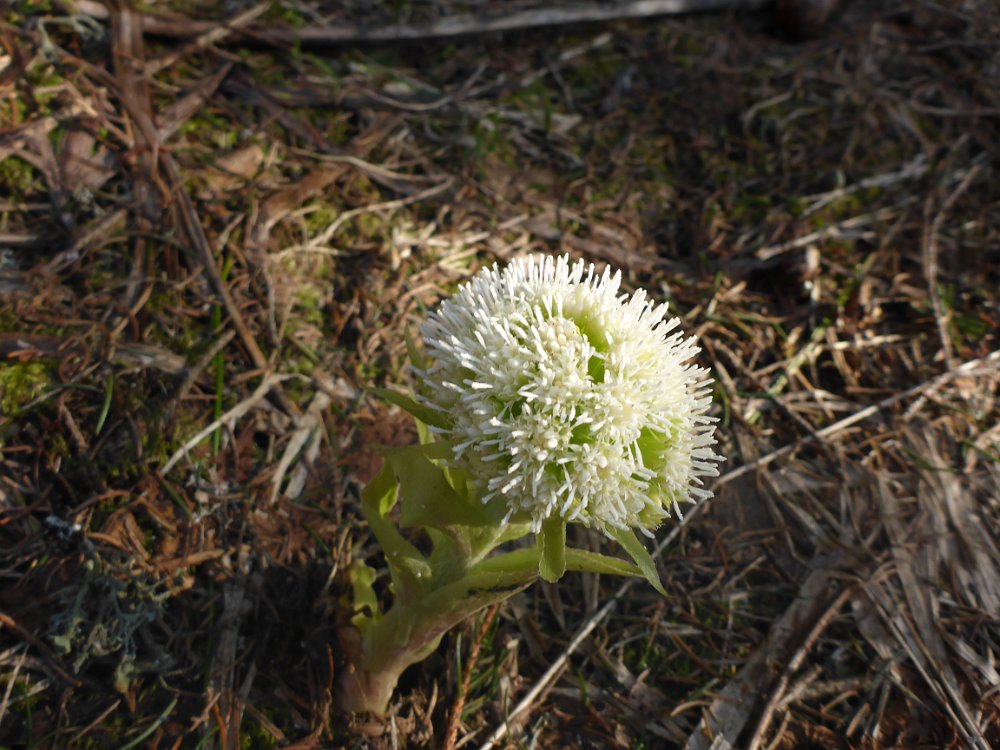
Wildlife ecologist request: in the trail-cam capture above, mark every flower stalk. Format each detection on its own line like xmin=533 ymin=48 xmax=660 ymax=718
xmin=337 ymin=254 xmax=722 ymax=716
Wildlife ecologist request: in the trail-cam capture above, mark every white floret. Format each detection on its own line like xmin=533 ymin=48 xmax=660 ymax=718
xmin=418 ymin=253 xmax=721 ymax=534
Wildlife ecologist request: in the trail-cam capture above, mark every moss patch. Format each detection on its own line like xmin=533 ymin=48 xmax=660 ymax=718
xmin=0 ymin=362 xmax=51 ymax=417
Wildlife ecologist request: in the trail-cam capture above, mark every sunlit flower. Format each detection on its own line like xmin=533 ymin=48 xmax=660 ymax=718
xmin=418 ymin=254 xmax=721 ymax=535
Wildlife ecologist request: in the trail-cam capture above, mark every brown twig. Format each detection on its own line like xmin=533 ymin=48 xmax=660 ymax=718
xmin=0 ymin=645 xmax=28 ymax=729
xmin=143 ymin=2 xmax=268 ymax=76
xmin=0 ymin=612 xmax=82 ymax=688
xmin=755 ymin=203 xmax=911 ymax=262
xmin=155 ymin=62 xmax=234 ymax=141
xmin=160 ymin=373 xmax=292 ymax=474
xmin=41 ymin=209 xmax=127 ymax=274
xmin=171 ymin=329 xmax=236 ymax=408
xmin=442 ymin=603 xmax=500 ymax=750
xmin=922 ymin=162 xmax=982 ymax=369
xmin=745 ymin=586 xmax=855 ymax=750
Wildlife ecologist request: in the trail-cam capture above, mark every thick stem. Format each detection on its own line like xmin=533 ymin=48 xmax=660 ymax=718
xmin=337 ymin=540 xmax=645 ymax=715
xmin=338 ymin=659 xmax=406 ymax=717
xmin=338 ymin=640 xmax=440 ymax=717
xmin=337 ymin=601 xmax=451 ymax=716
xmin=337 ymin=564 xmax=537 ymax=716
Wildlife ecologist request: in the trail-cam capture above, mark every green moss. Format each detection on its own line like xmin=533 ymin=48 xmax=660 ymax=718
xmin=0 ymin=92 xmax=27 ymax=130
xmin=302 ymin=202 xmax=339 ymax=236
xmin=145 ymin=405 xmax=202 ymax=468
xmin=564 ymin=46 xmax=628 ymax=94
xmin=785 ymin=194 xmax=808 ymax=217
xmin=0 ymin=362 xmax=51 ymax=417
xmin=673 ymin=30 xmax=708 ymax=58
xmin=289 ymin=284 xmax=327 ymax=329
xmin=143 ymin=289 xmax=203 ymax=353
xmin=318 ymin=111 xmax=352 ymax=147
xmin=45 ymin=431 xmax=70 ymax=460
xmin=262 ymin=1 xmax=308 ymax=28
xmin=240 ymin=718 xmax=280 ymax=749
xmin=354 ymin=212 xmax=384 ymax=240
xmin=467 ymin=113 xmax=516 ymax=171
xmin=344 ymin=171 xmax=383 ymax=203
xmin=179 ymin=110 xmax=237 ymax=150
xmin=811 ymin=193 xmax=862 ymax=227
xmin=15 ymin=0 xmax=53 ymax=15
xmin=0 ymin=156 xmax=41 ymax=202
xmin=730 ymin=192 xmax=773 ymax=224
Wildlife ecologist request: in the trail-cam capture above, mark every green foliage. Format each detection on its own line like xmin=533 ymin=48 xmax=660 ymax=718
xmin=342 ymin=386 xmax=658 ymax=714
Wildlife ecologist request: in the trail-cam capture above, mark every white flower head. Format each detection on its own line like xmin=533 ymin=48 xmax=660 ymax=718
xmin=418 ymin=254 xmax=721 ymax=536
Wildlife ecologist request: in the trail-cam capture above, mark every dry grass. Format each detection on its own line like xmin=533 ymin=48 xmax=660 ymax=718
xmin=1 ymin=1 xmax=998 ymax=748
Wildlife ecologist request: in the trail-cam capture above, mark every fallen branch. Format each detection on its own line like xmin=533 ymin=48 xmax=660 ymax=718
xmin=72 ymin=0 xmax=770 ymax=46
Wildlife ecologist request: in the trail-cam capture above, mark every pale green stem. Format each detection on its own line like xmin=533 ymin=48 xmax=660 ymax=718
xmin=338 ymin=563 xmax=537 ymax=716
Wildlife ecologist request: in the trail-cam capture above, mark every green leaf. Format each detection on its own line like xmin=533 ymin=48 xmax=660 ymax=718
xmin=414 ymin=438 xmax=454 ymax=461
xmin=426 ymin=526 xmax=467 ymax=583
xmin=471 ymin=545 xmax=642 ymax=580
xmin=349 ymin=559 xmax=380 ymax=630
xmin=442 ymin=462 xmax=470 ymax=501
xmin=361 ymin=461 xmax=398 ymax=518
xmin=565 ymin=548 xmax=643 ymax=578
xmin=387 ymin=445 xmax=495 ymax=530
xmin=468 ymin=547 xmax=538 ymax=577
xmin=362 ymin=560 xmax=538 ymax=680
xmin=358 ymin=462 xmax=432 ymax=602
xmin=538 ymin=517 xmax=567 ymax=582
xmin=371 ymin=387 xmax=448 ymax=429
xmin=405 ymin=327 xmax=427 ymax=370
xmin=415 ymin=416 xmax=434 ymax=446
xmin=464 ymin=511 xmax=533 ymax=564
xmin=608 ymin=528 xmax=667 ymax=596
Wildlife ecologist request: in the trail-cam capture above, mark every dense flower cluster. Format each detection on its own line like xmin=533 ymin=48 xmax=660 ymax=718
xmin=418 ymin=254 xmax=721 ymax=534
